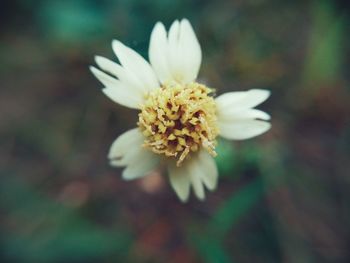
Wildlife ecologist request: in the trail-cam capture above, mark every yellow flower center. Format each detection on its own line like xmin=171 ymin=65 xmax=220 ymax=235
xmin=138 ymin=82 xmax=219 ymax=166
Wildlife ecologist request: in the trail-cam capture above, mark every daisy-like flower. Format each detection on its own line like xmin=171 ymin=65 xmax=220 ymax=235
xmin=90 ymin=19 xmax=271 ymax=202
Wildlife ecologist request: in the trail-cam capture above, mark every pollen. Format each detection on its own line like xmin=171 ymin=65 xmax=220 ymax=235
xmin=138 ymin=82 xmax=219 ymax=166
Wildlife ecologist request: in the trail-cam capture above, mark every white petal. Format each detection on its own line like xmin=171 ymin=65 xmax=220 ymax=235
xmin=121 ymin=151 xmax=159 ymax=180
xmin=90 ymin=66 xmax=119 ymax=88
xmin=238 ymin=109 xmax=270 ymax=120
xmin=90 ymin=66 xmax=142 ymax=109
xmin=177 ymin=19 xmax=202 ymax=83
xmin=218 ymin=119 xmax=271 ymax=140
xmin=108 ymin=128 xmax=144 ymax=161
xmin=95 ymin=56 xmax=146 ymax=94
xmin=218 ymin=109 xmax=271 ymax=122
xmin=197 ymin=150 xmax=218 ymax=191
xmin=168 ymin=150 xmax=218 ymax=202
xmin=167 ymin=19 xmax=202 ymax=84
xmin=188 ymin=162 xmax=205 ymax=200
xmin=186 ymin=151 xmax=218 ymax=200
xmin=110 ymin=146 xmax=140 ymax=167
xmin=149 ymin=22 xmax=172 ymax=84
xmin=110 ymin=140 xmax=150 ymax=167
xmin=108 ymin=128 xmax=159 ymax=180
xmin=168 ymin=162 xmax=191 ymax=202
xmin=216 ymin=89 xmax=271 ymax=140
xmin=216 ymin=89 xmax=270 ymax=113
xmin=167 ymin=20 xmax=181 ymax=83
xmin=112 ymin=40 xmax=159 ymax=92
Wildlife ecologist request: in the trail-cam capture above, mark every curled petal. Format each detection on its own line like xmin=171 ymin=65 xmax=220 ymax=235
xmin=168 ymin=163 xmax=191 ymax=202
xmin=218 ymin=119 xmax=271 ymax=140
xmin=149 ymin=22 xmax=172 ymax=84
xmin=168 ymin=150 xmax=218 ymax=202
xmin=216 ymin=89 xmax=270 ymax=114
xmin=94 ymin=56 xmax=146 ymax=94
xmin=109 ymin=128 xmax=159 ymax=180
xmin=112 ymin=40 xmax=159 ymax=92
xmin=90 ymin=66 xmax=142 ymax=109
xmin=149 ymin=19 xmax=202 ymax=85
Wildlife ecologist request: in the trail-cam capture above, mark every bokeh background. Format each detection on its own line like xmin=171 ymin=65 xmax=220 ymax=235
xmin=1 ymin=0 xmax=349 ymax=262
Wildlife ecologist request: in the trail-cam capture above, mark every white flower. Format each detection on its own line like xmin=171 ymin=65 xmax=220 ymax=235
xmin=90 ymin=19 xmax=271 ymax=202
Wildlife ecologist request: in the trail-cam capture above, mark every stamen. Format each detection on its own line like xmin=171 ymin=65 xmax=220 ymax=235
xmin=138 ymin=82 xmax=219 ymax=166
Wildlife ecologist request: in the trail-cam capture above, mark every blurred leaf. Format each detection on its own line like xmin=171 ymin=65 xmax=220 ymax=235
xmin=188 ymin=178 xmax=264 ymax=262
xmin=39 ymin=1 xmax=106 ymax=43
xmin=303 ymin=1 xmax=345 ymax=86
xmin=215 ymin=139 xmax=237 ymax=177
xmin=0 ymin=177 xmax=132 ymax=262
xmin=190 ymin=234 xmax=232 ymax=263
xmin=209 ymin=178 xmax=264 ymax=237
xmin=240 ymin=143 xmax=264 ymax=166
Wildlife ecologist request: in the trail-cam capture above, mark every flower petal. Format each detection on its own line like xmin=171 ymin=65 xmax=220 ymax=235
xmin=167 ymin=20 xmax=181 ymax=82
xmin=188 ymin=162 xmax=205 ymax=200
xmin=95 ymin=56 xmax=146 ymax=94
xmin=168 ymin=150 xmax=218 ymax=202
xmin=216 ymin=89 xmax=270 ymax=113
xmin=218 ymin=109 xmax=271 ymax=122
xmin=235 ymin=109 xmax=270 ymax=120
xmin=197 ymin=150 xmax=218 ymax=191
xmin=216 ymin=89 xmax=271 ymax=140
xmin=108 ymin=128 xmax=144 ymax=161
xmin=177 ymin=19 xmax=202 ymax=84
xmin=149 ymin=22 xmax=172 ymax=84
xmin=187 ymin=150 xmax=218 ymax=200
xmin=90 ymin=66 xmax=142 ymax=109
xmin=168 ymin=162 xmax=191 ymax=202
xmin=112 ymin=40 xmax=159 ymax=92
xmin=108 ymin=128 xmax=159 ymax=180
xmin=121 ymin=151 xmax=159 ymax=180
xmin=218 ymin=119 xmax=271 ymax=140
xmin=167 ymin=19 xmax=202 ymax=84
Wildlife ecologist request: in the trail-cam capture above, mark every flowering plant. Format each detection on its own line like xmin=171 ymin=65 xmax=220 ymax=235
xmin=91 ymin=19 xmax=270 ymax=202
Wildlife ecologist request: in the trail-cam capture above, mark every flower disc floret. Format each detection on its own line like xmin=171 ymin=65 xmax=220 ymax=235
xmin=138 ymin=82 xmax=219 ymax=166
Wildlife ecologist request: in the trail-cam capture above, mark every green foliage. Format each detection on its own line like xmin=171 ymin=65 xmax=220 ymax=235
xmin=215 ymin=139 xmax=237 ymax=177
xmin=38 ymin=1 xmax=107 ymax=43
xmin=210 ymin=178 xmax=264 ymax=237
xmin=188 ymin=178 xmax=265 ymax=262
xmin=0 ymin=177 xmax=132 ymax=262
xmin=303 ymin=1 xmax=346 ymax=86
xmin=190 ymin=234 xmax=232 ymax=263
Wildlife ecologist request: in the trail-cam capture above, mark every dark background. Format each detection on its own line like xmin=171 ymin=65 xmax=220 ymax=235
xmin=1 ymin=0 xmax=349 ymax=262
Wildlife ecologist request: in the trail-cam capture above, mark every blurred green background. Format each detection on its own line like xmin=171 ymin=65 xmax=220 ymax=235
xmin=1 ymin=0 xmax=349 ymax=262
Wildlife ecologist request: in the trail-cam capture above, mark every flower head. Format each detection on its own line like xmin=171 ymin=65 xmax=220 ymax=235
xmin=138 ymin=82 xmax=218 ymax=166
xmin=90 ymin=19 xmax=271 ymax=202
